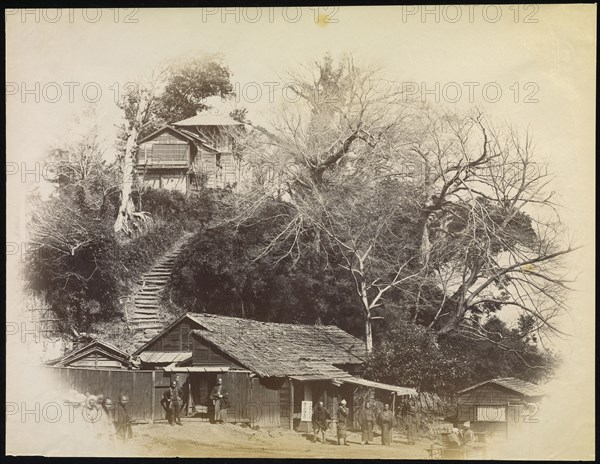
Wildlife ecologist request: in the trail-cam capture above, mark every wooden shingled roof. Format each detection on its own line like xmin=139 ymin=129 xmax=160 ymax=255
xmin=185 ymin=313 xmax=366 ymax=378
xmin=50 ymin=340 xmax=130 ymax=367
xmin=458 ymin=377 xmax=546 ymax=397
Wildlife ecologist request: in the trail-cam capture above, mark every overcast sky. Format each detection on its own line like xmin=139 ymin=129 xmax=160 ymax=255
xmin=5 ymin=7 xmax=596 ymax=456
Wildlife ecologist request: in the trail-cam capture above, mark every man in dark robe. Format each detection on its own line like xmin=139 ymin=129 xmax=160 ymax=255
xmin=358 ymin=402 xmax=375 ymax=444
xmin=377 ymin=403 xmax=396 ymax=445
xmin=312 ymin=401 xmax=331 ymax=443
xmin=336 ymin=399 xmax=350 ymax=446
xmin=116 ymin=395 xmax=133 ymax=441
xmin=163 ymin=380 xmax=184 ymax=426
xmin=210 ymin=377 xmax=227 ymax=423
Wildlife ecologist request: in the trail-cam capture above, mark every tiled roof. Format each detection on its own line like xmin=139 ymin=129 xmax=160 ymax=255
xmin=458 ymin=377 xmax=546 ymax=397
xmin=186 ymin=313 xmax=366 ymax=377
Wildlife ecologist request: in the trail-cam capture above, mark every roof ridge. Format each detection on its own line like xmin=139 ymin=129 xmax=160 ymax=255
xmin=185 ymin=312 xmax=347 ymax=330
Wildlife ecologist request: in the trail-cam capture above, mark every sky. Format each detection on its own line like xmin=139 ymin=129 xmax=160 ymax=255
xmin=6 ymin=6 xmax=596 ymax=458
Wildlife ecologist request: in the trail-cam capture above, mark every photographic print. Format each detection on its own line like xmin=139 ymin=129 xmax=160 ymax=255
xmin=5 ymin=5 xmax=595 ymax=460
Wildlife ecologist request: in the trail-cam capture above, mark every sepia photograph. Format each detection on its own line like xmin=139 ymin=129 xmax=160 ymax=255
xmin=5 ymin=5 xmax=596 ymax=460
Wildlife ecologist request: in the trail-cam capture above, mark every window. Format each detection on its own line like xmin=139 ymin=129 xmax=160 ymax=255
xmin=476 ymin=405 xmax=506 ymax=422
xmin=149 ymin=143 xmax=189 ymax=164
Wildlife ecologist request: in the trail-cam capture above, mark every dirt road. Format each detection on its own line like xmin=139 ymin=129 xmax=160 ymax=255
xmin=122 ymin=421 xmax=433 ymax=459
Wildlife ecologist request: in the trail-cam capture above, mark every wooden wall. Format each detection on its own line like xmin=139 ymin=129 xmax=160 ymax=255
xmin=44 ymin=366 xmax=155 ymax=422
xmin=67 ymin=352 xmax=126 ymax=369
xmin=191 ymin=150 xmax=238 ymax=189
xmin=145 ymin=319 xmax=196 ymax=352
xmin=191 ymin=336 xmax=242 ymax=367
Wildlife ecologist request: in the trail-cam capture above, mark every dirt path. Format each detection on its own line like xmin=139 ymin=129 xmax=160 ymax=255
xmin=121 ymin=421 xmax=434 ymax=458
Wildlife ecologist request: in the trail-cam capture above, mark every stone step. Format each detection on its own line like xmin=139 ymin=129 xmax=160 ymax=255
xmin=135 ymin=295 xmax=160 ymax=300
xmin=135 ymin=304 xmax=159 ymax=310
xmin=133 ymin=309 xmax=159 ymax=314
xmin=134 ymin=322 xmax=163 ymax=330
xmin=132 ymin=313 xmax=159 ymax=320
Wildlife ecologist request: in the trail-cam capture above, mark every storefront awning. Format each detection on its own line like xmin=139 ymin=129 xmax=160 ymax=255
xmin=139 ymin=351 xmax=192 ymax=364
xmin=162 ymin=365 xmax=251 ymax=373
xmin=289 ymin=373 xmax=417 ymax=396
xmin=337 ymin=376 xmax=417 ymax=396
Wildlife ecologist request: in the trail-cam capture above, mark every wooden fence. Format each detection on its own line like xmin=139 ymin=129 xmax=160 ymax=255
xmin=43 ymin=366 xmax=156 ymax=422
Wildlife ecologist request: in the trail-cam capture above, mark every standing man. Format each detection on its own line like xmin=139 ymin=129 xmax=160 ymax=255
xmin=312 ymin=401 xmax=331 ymax=444
xmin=210 ymin=377 xmax=227 ymax=424
xmin=336 ymin=399 xmax=350 ymax=446
xmin=404 ymin=398 xmax=418 ymax=445
xmin=163 ymin=380 xmax=184 ymax=426
xmin=98 ymin=397 xmax=117 ymax=445
xmin=378 ymin=403 xmax=396 ymax=445
xmin=116 ymin=395 xmax=133 ymax=442
xmin=358 ymin=402 xmax=375 ymax=445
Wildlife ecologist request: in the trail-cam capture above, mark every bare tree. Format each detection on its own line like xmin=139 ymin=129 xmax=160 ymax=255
xmin=410 ymin=110 xmax=576 ymax=343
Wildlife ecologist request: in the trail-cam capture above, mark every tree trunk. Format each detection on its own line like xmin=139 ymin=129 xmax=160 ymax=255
xmin=364 ymin=314 xmax=373 ymax=353
xmin=360 ymin=279 xmax=373 ymax=353
xmin=114 ymin=125 xmax=138 ymax=234
xmin=114 ymin=91 xmax=151 ymax=235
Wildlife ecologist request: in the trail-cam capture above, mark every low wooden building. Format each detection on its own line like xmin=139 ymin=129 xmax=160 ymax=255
xmin=133 ymin=313 xmax=416 ymax=429
xmin=136 ymin=112 xmax=245 ymax=192
xmin=456 ymin=377 xmax=546 ymax=441
xmin=49 ymin=340 xmax=131 ymax=370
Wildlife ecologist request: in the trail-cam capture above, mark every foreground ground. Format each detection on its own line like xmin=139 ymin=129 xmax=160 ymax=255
xmin=123 ymin=420 xmax=434 ymax=458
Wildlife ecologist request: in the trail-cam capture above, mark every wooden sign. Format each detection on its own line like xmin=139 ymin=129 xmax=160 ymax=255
xmin=301 ymin=401 xmax=313 ymax=421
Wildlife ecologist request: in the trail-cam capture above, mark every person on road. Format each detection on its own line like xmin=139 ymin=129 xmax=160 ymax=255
xmin=312 ymin=401 xmax=331 ymax=444
xmin=378 ymin=403 xmax=396 ymax=445
xmin=116 ymin=395 xmax=133 ymax=441
xmin=358 ymin=402 xmax=375 ymax=445
xmin=336 ymin=399 xmax=350 ymax=446
xmin=210 ymin=377 xmax=228 ymax=423
xmin=163 ymin=380 xmax=184 ymax=426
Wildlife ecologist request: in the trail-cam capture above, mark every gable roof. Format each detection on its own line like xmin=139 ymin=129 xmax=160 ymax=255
xmin=173 ymin=113 xmax=242 ymax=127
xmin=133 ymin=313 xmax=366 ymax=377
xmin=458 ymin=377 xmax=546 ymax=397
xmin=138 ymin=125 xmax=198 ymax=145
xmin=188 ymin=313 xmax=366 ymax=377
xmin=52 ymin=340 xmax=130 ymax=367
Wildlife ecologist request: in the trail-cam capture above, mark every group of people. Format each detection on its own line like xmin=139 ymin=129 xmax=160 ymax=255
xmin=161 ymin=377 xmax=228 ymax=426
xmin=312 ymin=400 xmax=415 ymax=446
xmin=64 ymin=389 xmax=134 ymax=445
xmin=446 ymin=422 xmax=477 ymax=449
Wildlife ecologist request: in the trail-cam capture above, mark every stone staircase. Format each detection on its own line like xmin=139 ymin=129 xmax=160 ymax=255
xmin=130 ymin=232 xmax=194 ymax=350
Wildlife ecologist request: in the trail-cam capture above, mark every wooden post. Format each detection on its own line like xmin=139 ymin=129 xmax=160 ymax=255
xmin=289 ymin=378 xmax=294 ymax=430
xmin=505 ymin=403 xmax=509 ymax=440
xmin=392 ymin=392 xmax=396 ymax=416
xmin=151 ymin=371 xmax=156 ymax=423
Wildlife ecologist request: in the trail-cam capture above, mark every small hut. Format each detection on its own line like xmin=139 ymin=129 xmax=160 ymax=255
xmin=456 ymin=377 xmax=546 ymax=441
xmin=49 ymin=340 xmax=131 ymax=369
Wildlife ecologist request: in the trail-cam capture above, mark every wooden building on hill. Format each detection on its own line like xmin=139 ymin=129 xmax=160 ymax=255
xmin=457 ymin=377 xmax=546 ymax=441
xmin=136 ymin=112 xmax=245 ymax=192
xmin=133 ymin=313 xmax=416 ymax=429
xmin=48 ymin=340 xmax=131 ymax=370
